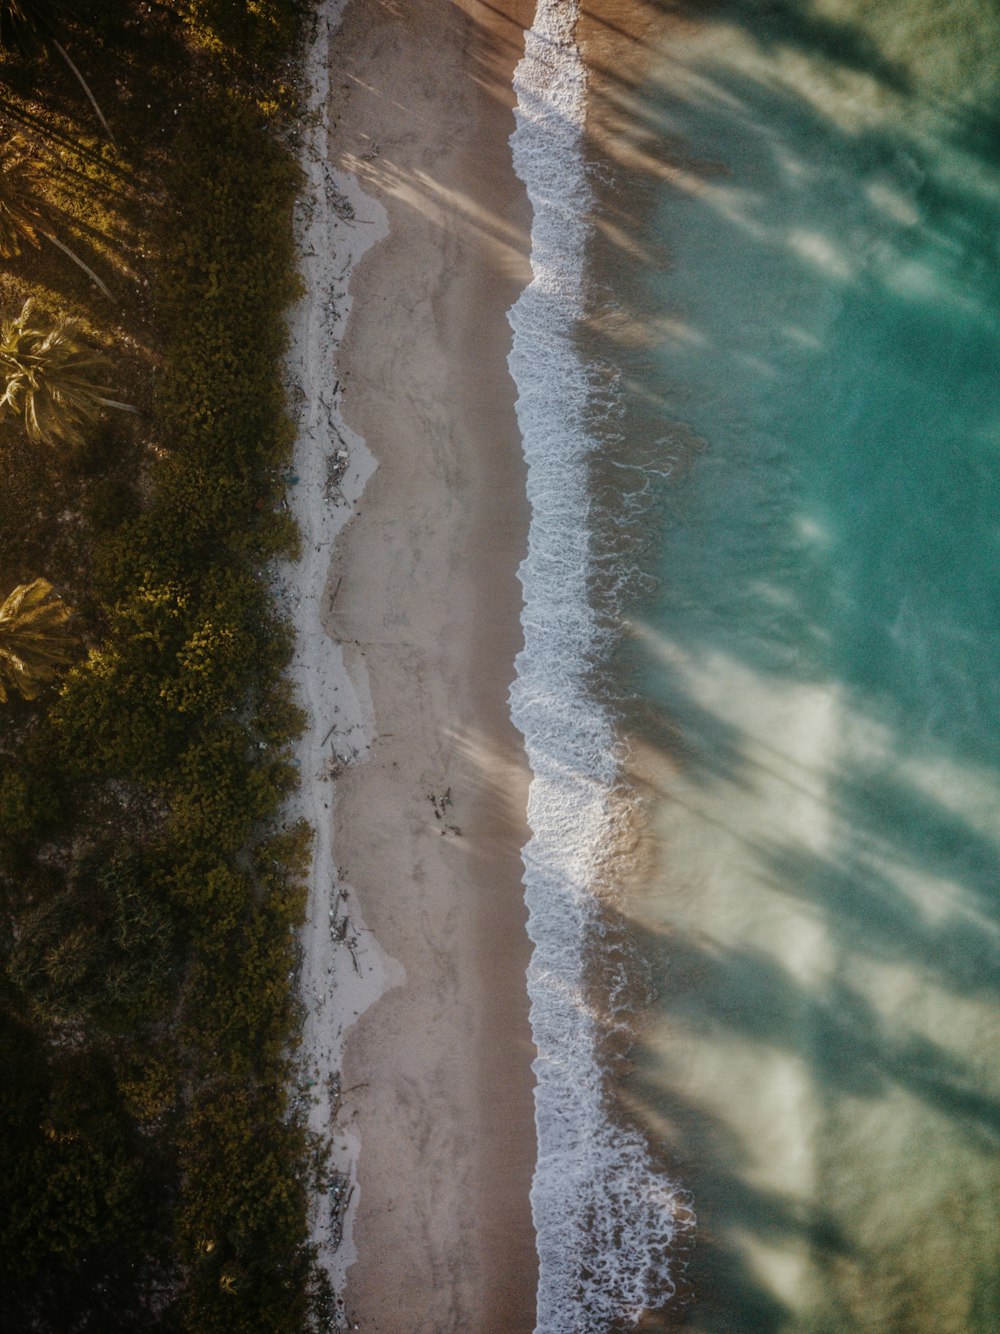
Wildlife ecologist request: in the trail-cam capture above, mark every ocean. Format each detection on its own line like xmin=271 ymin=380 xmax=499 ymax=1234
xmin=508 ymin=0 xmax=1000 ymax=1330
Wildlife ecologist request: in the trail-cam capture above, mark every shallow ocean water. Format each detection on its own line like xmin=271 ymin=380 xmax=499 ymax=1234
xmin=608 ymin=1 xmax=1000 ymax=1328
xmin=511 ymin=0 xmax=1000 ymax=1325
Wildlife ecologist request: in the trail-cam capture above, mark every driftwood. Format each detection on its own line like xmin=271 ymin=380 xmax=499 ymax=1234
xmin=345 ymin=935 xmax=361 ymax=975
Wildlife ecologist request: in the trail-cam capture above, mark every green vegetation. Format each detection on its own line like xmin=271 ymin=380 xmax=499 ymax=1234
xmin=0 ymin=135 xmax=49 ymax=255
xmin=0 ymin=578 xmax=75 ymax=701
xmin=0 ymin=298 xmax=132 ymax=446
xmin=0 ymin=133 xmax=115 ymax=295
xmin=0 ymin=1 xmax=334 ymax=1329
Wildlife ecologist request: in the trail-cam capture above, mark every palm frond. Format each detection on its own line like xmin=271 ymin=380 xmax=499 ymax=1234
xmin=0 ymin=135 xmax=47 ymax=257
xmin=0 ymin=576 xmax=76 ymax=702
xmin=0 ymin=299 xmax=130 ymax=447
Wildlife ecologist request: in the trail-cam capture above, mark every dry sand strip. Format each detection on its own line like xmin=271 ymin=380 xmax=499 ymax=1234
xmin=282 ymin=1 xmax=400 ymax=1324
xmin=305 ymin=1 xmax=541 ymax=1330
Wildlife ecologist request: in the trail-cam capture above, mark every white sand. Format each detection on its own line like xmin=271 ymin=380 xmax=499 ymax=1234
xmin=284 ymin=2 xmax=538 ymax=1330
xmin=281 ymin=0 xmax=401 ymax=1318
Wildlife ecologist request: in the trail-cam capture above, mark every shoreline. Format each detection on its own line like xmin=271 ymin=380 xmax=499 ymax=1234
xmin=575 ymin=5 xmax=709 ymax=1325
xmin=510 ymin=2 xmax=700 ymax=1326
xmin=299 ymin=1 xmax=539 ymax=1329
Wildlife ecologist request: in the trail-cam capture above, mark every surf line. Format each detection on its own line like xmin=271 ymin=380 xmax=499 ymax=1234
xmin=507 ymin=2 xmax=693 ymax=1329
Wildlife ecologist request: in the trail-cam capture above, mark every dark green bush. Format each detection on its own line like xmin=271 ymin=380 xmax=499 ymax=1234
xmin=6 ymin=844 xmax=176 ymax=1031
xmin=0 ymin=0 xmax=324 ymax=1327
xmin=0 ymin=761 xmax=63 ymax=854
xmin=179 ymin=1084 xmax=312 ymax=1334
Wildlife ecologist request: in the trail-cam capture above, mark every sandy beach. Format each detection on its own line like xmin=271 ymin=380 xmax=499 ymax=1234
xmin=315 ymin=2 xmax=538 ymax=1329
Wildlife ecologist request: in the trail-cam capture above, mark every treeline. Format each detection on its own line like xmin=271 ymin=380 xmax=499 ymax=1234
xmin=0 ymin=1 xmax=334 ymax=1330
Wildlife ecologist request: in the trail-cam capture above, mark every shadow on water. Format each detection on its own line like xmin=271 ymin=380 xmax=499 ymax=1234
xmin=625 ymin=918 xmax=1000 ymax=1143
xmin=572 ymin=0 xmax=1000 ymax=1329
xmin=648 ymin=0 xmax=914 ymax=92
xmin=612 ymin=906 xmax=1000 ymax=1331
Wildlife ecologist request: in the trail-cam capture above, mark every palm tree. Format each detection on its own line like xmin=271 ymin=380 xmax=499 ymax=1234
xmin=0 ymin=577 xmax=76 ymax=702
xmin=0 ymin=299 xmax=136 ymax=448
xmin=0 ymin=135 xmax=112 ymax=297
xmin=0 ymin=0 xmax=116 ymax=145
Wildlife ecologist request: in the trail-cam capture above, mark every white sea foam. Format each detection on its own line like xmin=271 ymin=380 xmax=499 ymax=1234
xmin=508 ymin=4 xmax=690 ymax=1329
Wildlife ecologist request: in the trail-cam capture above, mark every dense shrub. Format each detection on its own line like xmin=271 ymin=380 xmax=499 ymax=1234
xmin=0 ymin=1 xmax=326 ymax=1328
xmin=0 ymin=757 xmax=64 ymax=855
xmin=0 ymin=1035 xmax=178 ymax=1332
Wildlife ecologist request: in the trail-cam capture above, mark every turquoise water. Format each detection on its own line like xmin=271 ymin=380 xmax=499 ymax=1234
xmin=601 ymin=1 xmax=1000 ymax=1328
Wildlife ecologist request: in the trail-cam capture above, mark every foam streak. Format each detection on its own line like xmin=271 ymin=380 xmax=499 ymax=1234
xmin=508 ymin=4 xmax=687 ymax=1328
